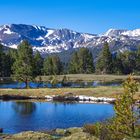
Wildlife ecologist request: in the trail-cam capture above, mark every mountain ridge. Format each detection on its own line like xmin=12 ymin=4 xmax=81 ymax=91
xmin=0 ymin=24 xmax=140 ymax=55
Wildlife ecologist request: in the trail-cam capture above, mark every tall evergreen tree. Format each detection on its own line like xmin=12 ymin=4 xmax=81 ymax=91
xmin=6 ymin=49 xmax=18 ymax=76
xmin=106 ymin=76 xmax=139 ymax=139
xmin=2 ymin=53 xmax=12 ymax=77
xmin=34 ymin=51 xmax=43 ymax=76
xmin=78 ymin=48 xmax=95 ymax=73
xmin=135 ymin=46 xmax=140 ymax=74
xmin=43 ymin=55 xmax=62 ymax=75
xmin=0 ymin=44 xmax=5 ymax=77
xmin=43 ymin=56 xmax=53 ymax=75
xmin=96 ymin=42 xmax=113 ymax=74
xmin=51 ymin=55 xmax=63 ymax=75
xmin=12 ymin=40 xmax=34 ymax=88
xmin=69 ymin=52 xmax=80 ymax=74
xmin=118 ymin=51 xmax=136 ymax=74
xmin=69 ymin=48 xmax=94 ymax=74
xmin=112 ymin=54 xmax=123 ymax=74
xmin=0 ymin=44 xmax=13 ymax=77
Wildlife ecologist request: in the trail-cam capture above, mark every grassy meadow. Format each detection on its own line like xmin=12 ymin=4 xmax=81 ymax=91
xmin=37 ymin=74 xmax=140 ymax=82
xmin=0 ymin=74 xmax=140 ymax=99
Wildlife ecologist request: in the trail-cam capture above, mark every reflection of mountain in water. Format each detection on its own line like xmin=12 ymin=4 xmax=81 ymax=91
xmin=12 ymin=102 xmax=36 ymax=115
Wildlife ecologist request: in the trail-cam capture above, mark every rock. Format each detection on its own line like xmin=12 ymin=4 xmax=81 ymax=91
xmin=29 ymin=96 xmax=38 ymax=99
xmin=66 ymin=127 xmax=83 ymax=134
xmin=55 ymin=129 xmax=68 ymax=136
xmin=45 ymin=95 xmax=53 ymax=100
xmin=3 ymin=131 xmax=52 ymax=140
xmin=3 ymin=128 xmax=99 ymax=140
xmin=55 ymin=127 xmax=82 ymax=136
xmin=53 ymin=95 xmax=79 ymax=101
xmin=77 ymin=96 xmax=115 ymax=103
xmin=60 ymin=131 xmax=99 ymax=140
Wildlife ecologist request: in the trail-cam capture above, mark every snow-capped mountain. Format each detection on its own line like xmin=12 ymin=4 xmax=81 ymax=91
xmin=0 ymin=24 xmax=140 ymax=55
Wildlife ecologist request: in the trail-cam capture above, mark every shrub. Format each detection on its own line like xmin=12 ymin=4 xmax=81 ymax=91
xmin=84 ymin=76 xmax=140 ymax=140
xmin=83 ymin=123 xmax=101 ymax=137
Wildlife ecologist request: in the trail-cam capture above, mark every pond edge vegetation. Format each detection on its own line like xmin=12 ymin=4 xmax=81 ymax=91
xmin=1 ymin=75 xmax=140 ymax=140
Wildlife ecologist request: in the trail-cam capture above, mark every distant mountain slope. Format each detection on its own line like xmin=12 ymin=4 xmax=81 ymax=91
xmin=0 ymin=24 xmax=140 ymax=56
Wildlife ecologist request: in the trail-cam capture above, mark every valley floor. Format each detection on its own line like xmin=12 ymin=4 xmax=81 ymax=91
xmin=0 ymin=86 xmax=140 ymax=100
xmin=38 ymin=74 xmax=140 ymax=82
xmin=0 ymin=74 xmax=140 ymax=100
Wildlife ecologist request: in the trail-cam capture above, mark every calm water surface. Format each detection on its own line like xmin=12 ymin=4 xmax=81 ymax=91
xmin=0 ymin=81 xmax=121 ymax=89
xmin=0 ymin=101 xmax=114 ymax=134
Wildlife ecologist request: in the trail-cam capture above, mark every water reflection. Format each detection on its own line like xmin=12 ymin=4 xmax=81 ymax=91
xmin=12 ymin=101 xmax=36 ymax=115
xmin=0 ymin=81 xmax=121 ymax=89
xmin=0 ymin=101 xmax=114 ymax=134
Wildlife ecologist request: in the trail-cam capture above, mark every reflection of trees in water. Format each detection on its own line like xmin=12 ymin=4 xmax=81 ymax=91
xmin=12 ymin=101 xmax=36 ymax=115
xmin=53 ymin=101 xmax=77 ymax=107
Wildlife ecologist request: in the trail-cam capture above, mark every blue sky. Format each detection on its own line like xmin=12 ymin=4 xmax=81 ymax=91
xmin=0 ymin=0 xmax=140 ymax=34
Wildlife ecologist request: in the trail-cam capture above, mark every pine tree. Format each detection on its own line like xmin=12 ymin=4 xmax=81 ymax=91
xmin=2 ymin=53 xmax=12 ymax=77
xmin=52 ymin=55 xmax=62 ymax=75
xmin=106 ymin=76 xmax=139 ymax=139
xmin=119 ymin=51 xmax=136 ymax=74
xmin=112 ymin=54 xmax=123 ymax=74
xmin=0 ymin=44 xmax=5 ymax=77
xmin=34 ymin=51 xmax=43 ymax=76
xmin=135 ymin=46 xmax=140 ymax=74
xmin=96 ymin=42 xmax=113 ymax=74
xmin=69 ymin=48 xmax=94 ymax=74
xmin=6 ymin=49 xmax=18 ymax=76
xmin=69 ymin=52 xmax=80 ymax=74
xmin=12 ymin=40 xmax=34 ymax=88
xmin=43 ymin=56 xmax=53 ymax=75
xmin=43 ymin=55 xmax=62 ymax=75
xmin=78 ymin=48 xmax=95 ymax=73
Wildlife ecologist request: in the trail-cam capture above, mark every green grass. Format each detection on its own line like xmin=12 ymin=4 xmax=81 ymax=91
xmin=0 ymin=74 xmax=140 ymax=100
xmin=37 ymin=74 xmax=140 ymax=82
xmin=1 ymin=74 xmax=140 ymax=83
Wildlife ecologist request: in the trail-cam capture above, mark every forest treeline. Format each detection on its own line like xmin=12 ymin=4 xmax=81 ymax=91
xmin=0 ymin=40 xmax=140 ymax=79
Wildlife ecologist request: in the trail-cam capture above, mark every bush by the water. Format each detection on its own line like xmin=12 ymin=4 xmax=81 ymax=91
xmin=84 ymin=75 xmax=140 ymax=140
xmin=83 ymin=123 xmax=101 ymax=136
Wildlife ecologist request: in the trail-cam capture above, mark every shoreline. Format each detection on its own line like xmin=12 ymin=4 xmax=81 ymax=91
xmin=0 ymin=94 xmax=116 ymax=104
xmin=0 ymin=92 xmax=139 ymax=104
xmin=0 ymin=86 xmax=140 ymax=103
xmin=0 ymin=127 xmax=98 ymax=140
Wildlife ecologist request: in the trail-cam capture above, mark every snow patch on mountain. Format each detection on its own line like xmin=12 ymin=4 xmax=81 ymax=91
xmin=9 ymin=44 xmax=17 ymax=49
xmin=103 ymin=29 xmax=127 ymax=37
xmin=36 ymin=36 xmax=44 ymax=40
xmin=0 ymin=24 xmax=140 ymax=55
xmin=3 ymin=29 xmax=14 ymax=34
xmin=122 ymin=29 xmax=140 ymax=37
xmin=45 ymin=30 xmax=54 ymax=38
xmin=33 ymin=46 xmax=60 ymax=53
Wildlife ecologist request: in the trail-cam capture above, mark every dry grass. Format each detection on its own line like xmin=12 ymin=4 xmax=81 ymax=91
xmin=38 ymin=74 xmax=140 ymax=82
xmin=1 ymin=75 xmax=140 ymax=100
xmin=0 ymin=86 xmax=140 ymax=99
